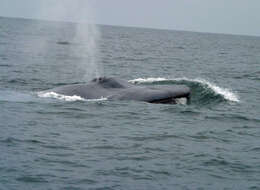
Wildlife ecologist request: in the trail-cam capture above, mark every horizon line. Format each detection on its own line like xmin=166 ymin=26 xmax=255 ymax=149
xmin=1 ymin=15 xmax=259 ymax=38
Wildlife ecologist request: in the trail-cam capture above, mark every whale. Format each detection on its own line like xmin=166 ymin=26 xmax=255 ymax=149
xmin=44 ymin=77 xmax=190 ymax=104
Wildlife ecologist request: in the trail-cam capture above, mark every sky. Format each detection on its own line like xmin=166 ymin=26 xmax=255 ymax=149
xmin=1 ymin=0 xmax=260 ymax=36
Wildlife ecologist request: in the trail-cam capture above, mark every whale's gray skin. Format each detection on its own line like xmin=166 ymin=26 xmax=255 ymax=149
xmin=45 ymin=77 xmax=190 ymax=104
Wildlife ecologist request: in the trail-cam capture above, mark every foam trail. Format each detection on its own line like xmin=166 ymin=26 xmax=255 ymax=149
xmin=38 ymin=92 xmax=107 ymax=102
xmin=129 ymin=77 xmax=239 ymax=102
xmin=0 ymin=90 xmax=37 ymax=103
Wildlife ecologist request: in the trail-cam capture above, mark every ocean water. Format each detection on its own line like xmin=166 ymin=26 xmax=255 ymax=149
xmin=0 ymin=17 xmax=260 ymax=190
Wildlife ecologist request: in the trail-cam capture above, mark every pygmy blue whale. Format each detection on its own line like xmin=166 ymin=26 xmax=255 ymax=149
xmin=44 ymin=77 xmax=190 ymax=104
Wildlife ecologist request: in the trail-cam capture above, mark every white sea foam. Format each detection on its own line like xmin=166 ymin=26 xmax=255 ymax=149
xmin=38 ymin=92 xmax=107 ymax=102
xmin=38 ymin=92 xmax=84 ymax=101
xmin=191 ymin=78 xmax=240 ymax=103
xmin=129 ymin=77 xmax=168 ymax=83
xmin=175 ymin=98 xmax=188 ymax=105
xmin=129 ymin=77 xmax=239 ymax=102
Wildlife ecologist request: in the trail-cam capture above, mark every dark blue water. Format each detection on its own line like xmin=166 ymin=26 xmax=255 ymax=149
xmin=0 ymin=17 xmax=260 ymax=190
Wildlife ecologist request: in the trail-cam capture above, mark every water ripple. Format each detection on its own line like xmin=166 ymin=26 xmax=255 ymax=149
xmin=16 ymin=176 xmax=48 ymax=183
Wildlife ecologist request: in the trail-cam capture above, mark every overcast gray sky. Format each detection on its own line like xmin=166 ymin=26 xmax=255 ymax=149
xmin=1 ymin=0 xmax=260 ymax=36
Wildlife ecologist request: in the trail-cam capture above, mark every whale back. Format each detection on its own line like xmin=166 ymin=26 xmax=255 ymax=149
xmin=91 ymin=77 xmax=133 ymax=89
xmin=45 ymin=77 xmax=191 ymax=103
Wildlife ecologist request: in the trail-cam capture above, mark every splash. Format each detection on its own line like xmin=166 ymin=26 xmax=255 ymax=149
xmin=129 ymin=77 xmax=239 ymax=102
xmin=37 ymin=92 xmax=107 ymax=102
xmin=191 ymin=78 xmax=239 ymax=103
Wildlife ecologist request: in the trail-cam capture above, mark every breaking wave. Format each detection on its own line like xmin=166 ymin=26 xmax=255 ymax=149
xmin=129 ymin=77 xmax=239 ymax=103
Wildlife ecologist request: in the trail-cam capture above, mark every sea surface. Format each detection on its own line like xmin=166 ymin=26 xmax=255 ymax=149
xmin=0 ymin=17 xmax=260 ymax=190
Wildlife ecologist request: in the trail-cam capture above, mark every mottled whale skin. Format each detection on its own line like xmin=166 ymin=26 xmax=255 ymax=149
xmin=45 ymin=77 xmax=190 ymax=104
